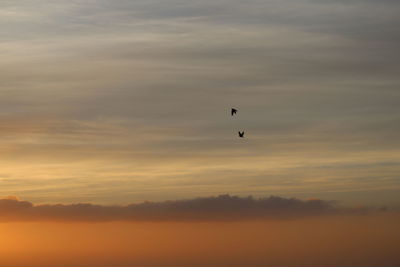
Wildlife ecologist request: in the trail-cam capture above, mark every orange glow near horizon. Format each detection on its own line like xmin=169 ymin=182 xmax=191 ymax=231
xmin=0 ymin=214 xmax=399 ymax=266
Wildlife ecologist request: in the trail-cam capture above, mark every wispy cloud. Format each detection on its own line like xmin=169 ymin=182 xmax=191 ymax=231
xmin=1 ymin=0 xmax=400 ymax=205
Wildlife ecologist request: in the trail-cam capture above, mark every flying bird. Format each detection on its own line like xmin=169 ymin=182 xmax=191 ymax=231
xmin=238 ymin=131 xmax=244 ymax=138
xmin=231 ymin=108 xmax=237 ymax=116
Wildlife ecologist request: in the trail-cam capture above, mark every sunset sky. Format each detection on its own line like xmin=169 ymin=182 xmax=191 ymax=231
xmin=2 ymin=0 xmax=400 ymax=206
xmin=1 ymin=1 xmax=400 ymax=265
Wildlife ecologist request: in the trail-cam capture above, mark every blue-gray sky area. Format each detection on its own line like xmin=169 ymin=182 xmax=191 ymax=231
xmin=1 ymin=0 xmax=400 ymax=206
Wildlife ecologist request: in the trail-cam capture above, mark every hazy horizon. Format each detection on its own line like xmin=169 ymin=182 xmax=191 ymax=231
xmin=1 ymin=0 xmax=400 ymax=266
xmin=0 ymin=195 xmax=399 ymax=266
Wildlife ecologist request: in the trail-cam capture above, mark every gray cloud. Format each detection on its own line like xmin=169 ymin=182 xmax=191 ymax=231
xmin=0 ymin=195 xmax=360 ymax=222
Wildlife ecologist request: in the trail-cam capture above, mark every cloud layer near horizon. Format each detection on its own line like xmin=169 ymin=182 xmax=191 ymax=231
xmin=0 ymin=195 xmax=353 ymax=222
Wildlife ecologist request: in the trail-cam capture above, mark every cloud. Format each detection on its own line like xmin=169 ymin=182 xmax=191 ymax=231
xmin=0 ymin=194 xmax=376 ymax=222
xmin=1 ymin=0 xmax=400 ymax=206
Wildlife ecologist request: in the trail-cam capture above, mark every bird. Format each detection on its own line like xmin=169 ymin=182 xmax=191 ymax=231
xmin=238 ymin=131 xmax=244 ymax=138
xmin=231 ymin=108 xmax=237 ymax=116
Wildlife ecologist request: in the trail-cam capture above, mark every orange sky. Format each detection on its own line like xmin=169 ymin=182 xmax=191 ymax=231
xmin=0 ymin=214 xmax=399 ymax=267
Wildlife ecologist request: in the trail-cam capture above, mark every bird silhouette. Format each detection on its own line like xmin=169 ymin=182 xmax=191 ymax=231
xmin=238 ymin=131 xmax=244 ymax=138
xmin=231 ymin=108 xmax=237 ymax=116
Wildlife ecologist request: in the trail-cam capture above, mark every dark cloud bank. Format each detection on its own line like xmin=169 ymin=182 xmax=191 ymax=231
xmin=0 ymin=195 xmax=381 ymax=222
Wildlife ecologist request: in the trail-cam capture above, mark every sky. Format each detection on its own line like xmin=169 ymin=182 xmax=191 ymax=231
xmin=1 ymin=0 xmax=400 ymax=207
xmin=2 ymin=1 xmax=400 ymax=266
xmin=0 ymin=195 xmax=400 ymax=266
xmin=0 ymin=215 xmax=399 ymax=267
